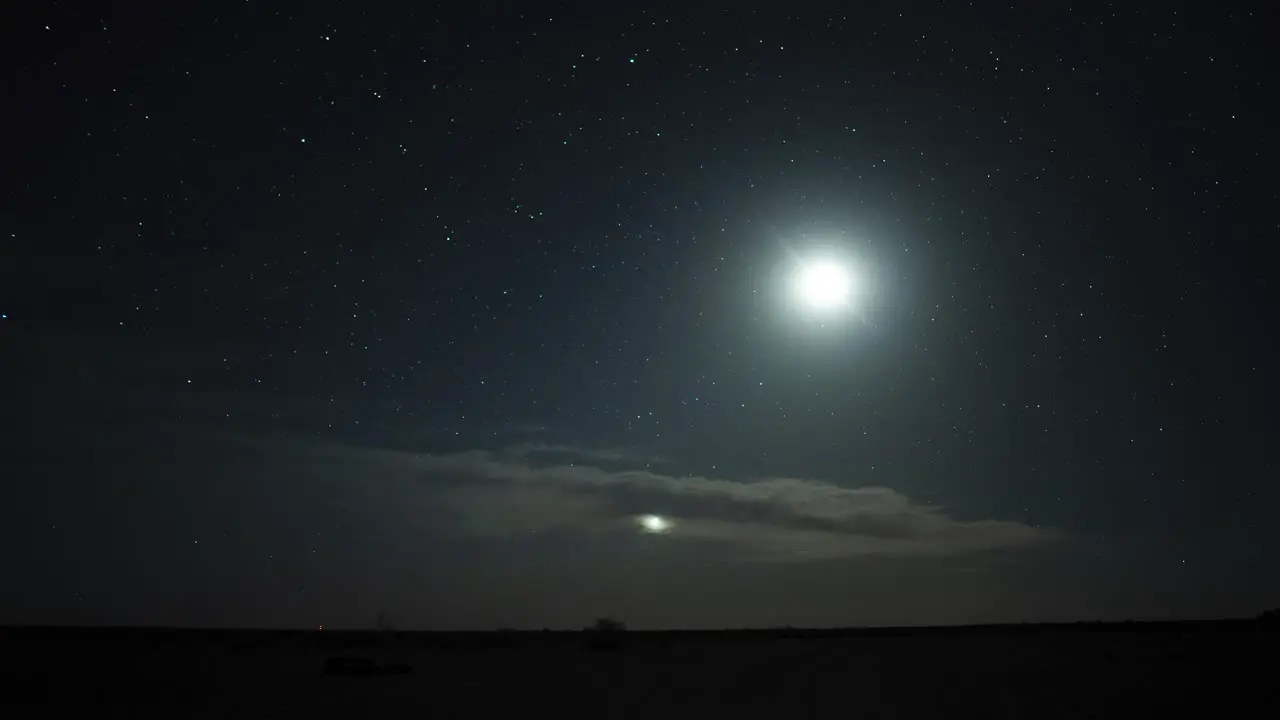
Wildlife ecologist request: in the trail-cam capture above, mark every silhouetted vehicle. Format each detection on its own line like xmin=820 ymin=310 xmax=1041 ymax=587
xmin=1258 ymin=609 xmax=1279 ymax=639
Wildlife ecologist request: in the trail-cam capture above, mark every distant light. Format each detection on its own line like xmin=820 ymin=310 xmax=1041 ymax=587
xmin=637 ymin=514 xmax=672 ymax=534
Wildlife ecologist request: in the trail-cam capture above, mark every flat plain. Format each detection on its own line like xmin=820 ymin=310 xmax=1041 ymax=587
xmin=1 ymin=622 xmax=1269 ymax=717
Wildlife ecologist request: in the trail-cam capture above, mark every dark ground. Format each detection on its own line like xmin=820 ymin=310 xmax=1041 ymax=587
xmin=1 ymin=621 xmax=1271 ymax=717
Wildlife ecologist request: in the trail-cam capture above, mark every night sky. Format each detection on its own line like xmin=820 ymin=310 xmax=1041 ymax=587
xmin=3 ymin=2 xmax=1274 ymax=630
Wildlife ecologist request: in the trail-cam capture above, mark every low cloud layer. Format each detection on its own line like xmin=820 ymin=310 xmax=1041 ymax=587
xmin=309 ymin=442 xmax=1061 ymax=562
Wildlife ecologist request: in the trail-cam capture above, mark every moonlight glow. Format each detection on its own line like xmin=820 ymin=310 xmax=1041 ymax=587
xmin=637 ymin=514 xmax=672 ymax=534
xmin=794 ymin=259 xmax=853 ymax=310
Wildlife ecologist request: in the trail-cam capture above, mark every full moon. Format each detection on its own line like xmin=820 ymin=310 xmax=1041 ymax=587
xmin=637 ymin=514 xmax=672 ymax=534
xmin=794 ymin=259 xmax=853 ymax=310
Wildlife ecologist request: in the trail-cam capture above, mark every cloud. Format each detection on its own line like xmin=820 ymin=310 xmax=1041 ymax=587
xmin=499 ymin=442 xmax=668 ymax=467
xmin=311 ymin=442 xmax=1061 ymax=563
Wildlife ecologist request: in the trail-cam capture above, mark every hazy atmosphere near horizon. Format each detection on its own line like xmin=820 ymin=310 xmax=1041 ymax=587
xmin=2 ymin=2 xmax=1274 ymax=630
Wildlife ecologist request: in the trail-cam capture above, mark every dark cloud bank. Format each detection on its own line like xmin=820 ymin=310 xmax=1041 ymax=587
xmin=309 ymin=441 xmax=1062 ymax=563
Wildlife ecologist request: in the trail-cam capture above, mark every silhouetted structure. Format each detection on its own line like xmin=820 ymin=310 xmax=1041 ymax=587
xmin=584 ymin=616 xmax=627 ymax=651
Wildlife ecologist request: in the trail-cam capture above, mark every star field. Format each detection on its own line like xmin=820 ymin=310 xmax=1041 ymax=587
xmin=1 ymin=2 xmax=1274 ymax=629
